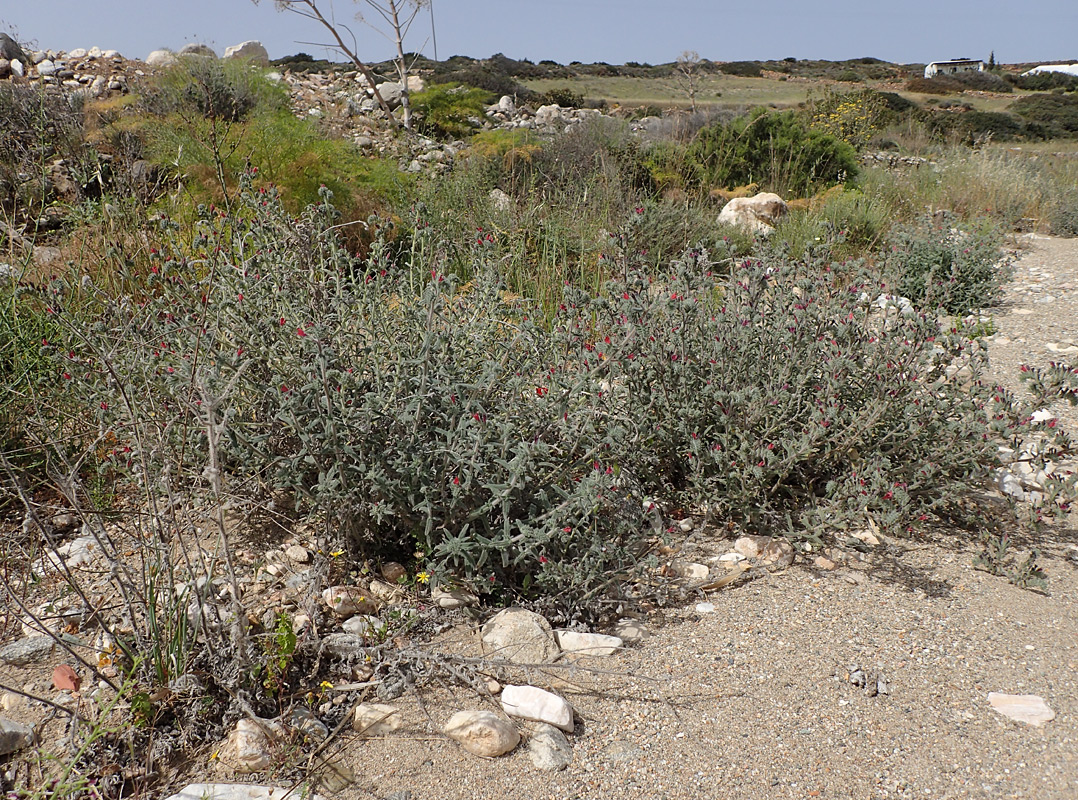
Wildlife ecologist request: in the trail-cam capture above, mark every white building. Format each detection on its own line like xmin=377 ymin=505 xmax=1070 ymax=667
xmin=1023 ymin=63 xmax=1078 ymax=77
xmin=924 ymin=58 xmax=984 ymax=78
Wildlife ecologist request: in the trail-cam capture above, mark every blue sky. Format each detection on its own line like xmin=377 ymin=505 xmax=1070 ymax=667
xmin=2 ymin=1 xmax=1076 ymax=66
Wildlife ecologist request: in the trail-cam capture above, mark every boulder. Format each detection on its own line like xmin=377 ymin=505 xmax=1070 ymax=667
xmin=223 ymin=41 xmax=270 ymax=66
xmin=500 ymin=685 xmax=574 ymax=732
xmin=717 ymin=192 xmax=788 ymax=235
xmin=67 ymin=48 xmax=88 ymax=59
xmin=375 ymin=81 xmax=403 ymax=108
xmin=480 ymin=608 xmax=559 ymax=664
xmin=179 ymin=43 xmax=217 ymax=58
xmin=36 ymin=59 xmax=56 ymax=76
xmin=0 ymin=60 xmax=11 ymax=79
xmin=406 ymin=74 xmax=425 ymax=93
xmin=146 ymin=49 xmax=176 ymax=67
xmin=0 ymin=33 xmax=28 ymax=64
xmin=444 ymin=710 xmax=519 ymax=757
xmin=10 ymin=59 xmax=23 ymax=77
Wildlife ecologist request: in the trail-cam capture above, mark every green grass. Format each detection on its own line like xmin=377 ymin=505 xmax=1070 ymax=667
xmin=522 ymin=74 xmax=813 ymax=109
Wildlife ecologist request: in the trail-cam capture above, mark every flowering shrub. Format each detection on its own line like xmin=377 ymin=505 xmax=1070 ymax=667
xmin=883 ymin=213 xmax=1012 ymax=314
xmin=34 ymin=179 xmax=1075 ymax=617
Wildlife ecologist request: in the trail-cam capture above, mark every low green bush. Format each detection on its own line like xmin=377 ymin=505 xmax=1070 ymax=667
xmin=411 ymin=82 xmax=493 ymax=139
xmin=717 ymin=61 xmax=763 ymax=77
xmin=687 ymin=109 xmax=860 ymax=197
xmin=1009 ymin=92 xmax=1078 ymax=135
xmin=883 ymin=213 xmax=1012 ymax=313
xmin=1007 ymin=71 xmax=1078 ymax=92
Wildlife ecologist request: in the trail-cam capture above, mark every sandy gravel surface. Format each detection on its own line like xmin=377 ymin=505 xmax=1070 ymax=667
xmin=317 ymin=535 xmax=1077 ymax=800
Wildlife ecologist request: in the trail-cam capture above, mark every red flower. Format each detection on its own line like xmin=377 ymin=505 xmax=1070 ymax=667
xmin=536 ymin=387 xmax=548 ymax=397
xmin=280 ymin=384 xmax=289 ymax=393
xmin=100 ymin=402 xmax=108 ymax=410
xmin=279 ymin=317 xmax=286 ymax=326
xmin=296 ymin=327 xmax=306 ymax=337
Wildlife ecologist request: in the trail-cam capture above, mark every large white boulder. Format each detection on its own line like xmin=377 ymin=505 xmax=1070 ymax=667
xmin=717 ymin=191 xmax=788 ymax=235
xmin=223 ymin=40 xmax=269 ymax=65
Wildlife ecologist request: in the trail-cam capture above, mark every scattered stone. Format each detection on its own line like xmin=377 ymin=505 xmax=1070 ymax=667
xmin=677 ymin=517 xmax=694 ymax=532
xmin=10 ymin=59 xmax=23 ymax=78
xmin=320 ymin=632 xmax=367 ymax=658
xmin=612 ymin=619 xmax=650 ymax=642
xmin=0 ymin=718 xmax=35 ymax=756
xmin=988 ymin=693 xmax=1055 ymax=727
xmin=164 ymin=785 xmax=326 ymax=800
xmin=526 ymin=723 xmax=573 ymax=771
xmin=813 ymin=555 xmax=837 ymax=570
xmin=554 ymin=630 xmax=623 ymax=656
xmin=222 ymin=718 xmax=278 ymax=773
xmin=0 ymin=59 xmax=9 ymax=79
xmin=847 ymin=664 xmax=889 ymax=697
xmin=368 ymin=579 xmax=403 ymax=603
xmin=431 ymin=586 xmax=478 ymax=609
xmin=380 ymin=561 xmax=407 ymax=583
xmin=480 ymin=608 xmax=559 ymax=664
xmin=669 ymin=561 xmax=710 ymax=580
xmin=36 ymin=59 xmax=57 ymax=76
xmin=52 ymin=665 xmax=81 ymax=692
xmin=717 ymin=192 xmax=788 ymax=235
xmin=1 ymin=693 xmax=24 ymax=712
xmin=734 ymin=535 xmax=768 ymax=558
xmin=500 ymin=685 xmax=574 ymax=732
xmin=0 ymin=636 xmax=56 ymax=666
xmin=68 ymin=48 xmax=88 ymax=59
xmin=342 ymin=615 xmax=382 ymax=637
xmin=849 ymin=528 xmax=881 ymax=546
xmin=352 ymin=703 xmax=403 ymax=737
xmin=489 ymin=188 xmax=512 ymax=211
xmin=322 ymin=585 xmax=378 ymax=617
xmin=223 ymin=41 xmax=270 ymax=65
xmin=284 ymin=545 xmax=309 ymax=563
xmin=695 ymin=602 xmax=716 ymax=614
xmin=443 ymin=710 xmax=520 ymax=757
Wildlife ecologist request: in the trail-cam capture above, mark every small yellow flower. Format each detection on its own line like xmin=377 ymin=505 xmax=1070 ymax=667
xmin=415 ymin=571 xmax=431 ymax=584
xmin=329 ymin=549 xmax=345 ymax=558
xmin=319 ymin=680 xmax=334 ymax=692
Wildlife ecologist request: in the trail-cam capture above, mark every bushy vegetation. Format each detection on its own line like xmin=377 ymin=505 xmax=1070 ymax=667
xmin=1010 ymin=92 xmax=1078 ymax=136
xmin=6 ymin=49 xmax=1078 ymax=797
xmin=411 ymin=82 xmax=492 ymax=138
xmin=686 ymin=109 xmax=860 ymax=196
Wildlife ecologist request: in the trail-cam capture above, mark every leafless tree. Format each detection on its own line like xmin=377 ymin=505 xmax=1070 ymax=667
xmin=674 ymin=50 xmax=703 ymax=113
xmin=255 ymin=0 xmax=432 ymax=130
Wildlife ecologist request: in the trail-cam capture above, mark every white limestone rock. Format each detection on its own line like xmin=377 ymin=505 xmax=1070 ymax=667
xmin=443 ymin=710 xmax=519 ymax=757
xmin=500 ymin=685 xmax=574 ymax=732
xmin=554 ymin=630 xmax=623 ymax=656
xmin=480 ymin=608 xmax=558 ymax=664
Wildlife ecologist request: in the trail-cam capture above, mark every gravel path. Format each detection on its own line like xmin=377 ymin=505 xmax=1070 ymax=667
xmin=315 ymin=237 xmax=1078 ymax=800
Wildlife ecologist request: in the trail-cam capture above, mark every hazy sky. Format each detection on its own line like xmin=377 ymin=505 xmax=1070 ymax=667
xmin=2 ymin=0 xmax=1076 ymax=66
